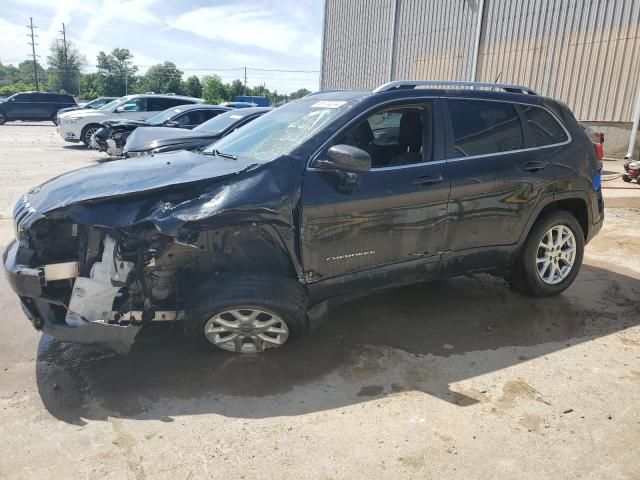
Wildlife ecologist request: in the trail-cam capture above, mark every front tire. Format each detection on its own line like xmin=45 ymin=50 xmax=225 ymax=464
xmin=81 ymin=124 xmax=100 ymax=146
xmin=510 ymin=211 xmax=585 ymax=297
xmin=184 ymin=275 xmax=309 ymax=353
xmin=0 ymin=112 xmax=7 ymax=125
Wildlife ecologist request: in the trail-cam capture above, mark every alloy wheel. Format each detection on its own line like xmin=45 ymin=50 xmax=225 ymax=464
xmin=84 ymin=127 xmax=99 ymax=145
xmin=536 ymin=224 xmax=577 ymax=285
xmin=203 ymin=307 xmax=289 ymax=353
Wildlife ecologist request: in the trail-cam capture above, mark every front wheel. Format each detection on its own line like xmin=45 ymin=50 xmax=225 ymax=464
xmin=81 ymin=124 xmax=100 ymax=146
xmin=510 ymin=211 xmax=585 ymax=297
xmin=0 ymin=112 xmax=7 ymax=125
xmin=184 ymin=275 xmax=309 ymax=353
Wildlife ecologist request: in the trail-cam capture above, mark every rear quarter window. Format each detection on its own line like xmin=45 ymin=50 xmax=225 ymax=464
xmin=521 ymin=105 xmax=569 ymax=146
xmin=448 ymin=99 xmax=524 ymax=157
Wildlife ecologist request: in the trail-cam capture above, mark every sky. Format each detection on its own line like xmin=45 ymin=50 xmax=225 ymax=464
xmin=0 ymin=0 xmax=323 ymax=94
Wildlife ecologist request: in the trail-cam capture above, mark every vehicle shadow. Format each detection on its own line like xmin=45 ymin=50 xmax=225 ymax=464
xmin=36 ymin=263 xmax=639 ymax=425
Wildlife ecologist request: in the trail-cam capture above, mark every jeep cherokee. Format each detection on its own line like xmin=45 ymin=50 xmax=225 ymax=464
xmin=3 ymin=81 xmax=604 ymax=353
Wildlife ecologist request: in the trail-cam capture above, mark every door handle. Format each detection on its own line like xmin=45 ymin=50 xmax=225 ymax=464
xmin=411 ymin=174 xmax=445 ymax=186
xmin=521 ymin=161 xmax=546 ymax=172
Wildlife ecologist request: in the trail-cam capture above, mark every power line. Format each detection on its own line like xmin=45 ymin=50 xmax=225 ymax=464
xmin=26 ymin=17 xmax=39 ymax=91
xmin=59 ymin=23 xmax=69 ymax=84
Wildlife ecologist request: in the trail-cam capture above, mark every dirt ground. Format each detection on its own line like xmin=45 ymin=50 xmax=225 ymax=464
xmin=0 ymin=122 xmax=639 ymax=479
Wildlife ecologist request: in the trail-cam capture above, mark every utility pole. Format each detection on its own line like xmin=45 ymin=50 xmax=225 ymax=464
xmin=27 ymin=17 xmax=39 ymax=91
xmin=59 ymin=23 xmax=69 ymax=88
xmin=244 ymin=66 xmax=247 ymax=95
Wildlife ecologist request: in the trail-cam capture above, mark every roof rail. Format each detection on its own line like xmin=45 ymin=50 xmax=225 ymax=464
xmin=373 ymin=80 xmax=537 ymax=95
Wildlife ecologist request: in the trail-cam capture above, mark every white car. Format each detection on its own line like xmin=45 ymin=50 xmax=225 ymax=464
xmin=57 ymin=94 xmax=204 ymax=145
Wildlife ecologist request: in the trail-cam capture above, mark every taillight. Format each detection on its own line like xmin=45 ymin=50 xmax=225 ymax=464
xmin=594 ymin=142 xmax=604 ymax=160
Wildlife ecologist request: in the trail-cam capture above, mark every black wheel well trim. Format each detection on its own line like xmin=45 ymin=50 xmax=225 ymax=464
xmin=517 ymin=192 xmax=592 ymax=252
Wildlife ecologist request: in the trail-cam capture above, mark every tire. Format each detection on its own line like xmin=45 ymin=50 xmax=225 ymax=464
xmin=622 ymin=173 xmax=632 ymax=183
xmin=51 ymin=113 xmax=58 ymax=125
xmin=0 ymin=112 xmax=7 ymax=125
xmin=184 ymin=275 xmax=309 ymax=353
xmin=510 ymin=210 xmax=585 ymax=297
xmin=81 ymin=124 xmax=100 ymax=146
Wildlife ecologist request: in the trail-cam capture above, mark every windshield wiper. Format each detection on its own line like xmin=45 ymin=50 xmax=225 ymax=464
xmin=203 ymin=149 xmax=237 ymax=159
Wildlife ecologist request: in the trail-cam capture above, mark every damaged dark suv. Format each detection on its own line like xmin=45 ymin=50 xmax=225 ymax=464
xmin=4 ymin=81 xmax=604 ymax=353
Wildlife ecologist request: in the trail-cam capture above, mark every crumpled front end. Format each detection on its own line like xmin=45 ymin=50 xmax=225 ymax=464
xmin=3 ymin=198 xmax=145 ymax=352
xmin=3 ymin=154 xmax=305 ymax=352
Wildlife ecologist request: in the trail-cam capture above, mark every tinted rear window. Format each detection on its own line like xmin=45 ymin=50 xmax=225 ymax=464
xmin=521 ymin=105 xmax=568 ymax=146
xmin=148 ymin=97 xmax=195 ymax=110
xmin=448 ymin=100 xmax=524 ymax=157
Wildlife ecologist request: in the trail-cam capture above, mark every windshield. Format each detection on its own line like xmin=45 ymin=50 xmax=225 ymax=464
xmin=146 ymin=107 xmax=187 ymax=126
xmin=203 ymin=99 xmax=351 ymax=162
xmin=195 ymin=110 xmax=252 ymax=135
xmin=98 ymin=99 xmax=121 ymax=111
xmin=86 ymin=98 xmax=110 ymax=109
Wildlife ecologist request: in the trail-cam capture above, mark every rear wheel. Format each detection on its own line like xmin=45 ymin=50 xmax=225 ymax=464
xmin=622 ymin=173 xmax=632 ymax=183
xmin=510 ymin=211 xmax=585 ymax=297
xmin=81 ymin=124 xmax=100 ymax=146
xmin=51 ymin=113 xmax=58 ymax=125
xmin=184 ymin=275 xmax=309 ymax=353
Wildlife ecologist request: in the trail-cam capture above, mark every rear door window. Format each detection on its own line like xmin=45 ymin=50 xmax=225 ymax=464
xmin=447 ymin=100 xmax=524 ymax=157
xmin=521 ymin=105 xmax=568 ymax=146
xmin=120 ymin=98 xmax=147 ymax=112
xmin=148 ymin=97 xmax=194 ymax=111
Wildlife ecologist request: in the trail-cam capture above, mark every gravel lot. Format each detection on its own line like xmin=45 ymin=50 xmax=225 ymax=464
xmin=0 ymin=122 xmax=639 ymax=479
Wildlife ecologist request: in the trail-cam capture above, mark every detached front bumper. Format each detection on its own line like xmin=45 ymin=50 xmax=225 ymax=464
xmin=3 ymin=240 xmax=140 ymax=352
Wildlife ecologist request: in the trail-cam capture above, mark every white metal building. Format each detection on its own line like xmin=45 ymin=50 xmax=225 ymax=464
xmin=320 ymin=0 xmax=640 ymax=155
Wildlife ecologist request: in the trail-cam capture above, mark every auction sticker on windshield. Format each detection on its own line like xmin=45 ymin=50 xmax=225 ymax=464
xmin=311 ymin=101 xmax=347 ymax=109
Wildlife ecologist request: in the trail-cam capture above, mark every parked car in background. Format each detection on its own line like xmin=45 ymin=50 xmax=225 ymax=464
xmin=234 ymin=95 xmax=270 ymax=107
xmin=0 ymin=92 xmax=76 ymax=125
xmin=57 ymin=94 xmax=204 ymax=145
xmin=91 ymin=104 xmax=230 ymax=156
xmin=124 ymin=107 xmax=271 ymax=157
xmin=219 ymin=101 xmax=257 ymax=109
xmin=54 ymin=97 xmax=117 ymax=125
xmin=3 ymin=81 xmax=603 ymax=353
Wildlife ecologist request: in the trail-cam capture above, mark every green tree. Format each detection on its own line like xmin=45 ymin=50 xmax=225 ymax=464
xmin=183 ymin=75 xmax=202 ymax=98
xmin=228 ymin=79 xmax=245 ymax=99
xmin=47 ymin=39 xmax=85 ymax=94
xmin=17 ymin=60 xmax=47 ymax=89
xmin=201 ymin=75 xmax=228 ymax=104
xmin=137 ymin=62 xmax=183 ymax=94
xmin=79 ymin=72 xmax=104 ymax=100
xmin=289 ymin=88 xmax=311 ymax=100
xmin=96 ymin=48 xmax=138 ymax=96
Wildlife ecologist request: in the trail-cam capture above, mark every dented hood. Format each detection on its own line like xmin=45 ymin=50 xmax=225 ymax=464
xmin=26 ymin=150 xmax=258 ymax=214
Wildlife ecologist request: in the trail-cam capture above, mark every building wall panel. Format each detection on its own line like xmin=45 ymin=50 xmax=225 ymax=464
xmin=321 ymin=0 xmax=640 ymax=122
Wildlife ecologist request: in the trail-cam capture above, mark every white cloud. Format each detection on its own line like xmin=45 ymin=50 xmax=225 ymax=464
xmin=169 ymin=1 xmax=321 ymax=59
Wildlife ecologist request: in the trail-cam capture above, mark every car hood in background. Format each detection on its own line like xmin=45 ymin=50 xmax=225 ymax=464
xmin=58 ymin=109 xmax=107 ymax=120
xmin=126 ymin=127 xmax=218 ymax=152
xmin=25 ymin=150 xmax=259 ymax=214
xmin=101 ymin=119 xmax=150 ymax=129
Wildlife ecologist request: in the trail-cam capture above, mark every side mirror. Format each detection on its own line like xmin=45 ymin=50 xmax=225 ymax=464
xmin=115 ymin=106 xmax=125 ymax=113
xmin=315 ymin=144 xmax=371 ymax=173
xmin=165 ymin=121 xmax=180 ymax=128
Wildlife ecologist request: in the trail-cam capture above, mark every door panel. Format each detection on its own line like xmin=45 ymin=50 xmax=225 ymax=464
xmin=301 ymin=100 xmax=449 ymax=282
xmin=442 ymin=99 xmax=557 ymax=273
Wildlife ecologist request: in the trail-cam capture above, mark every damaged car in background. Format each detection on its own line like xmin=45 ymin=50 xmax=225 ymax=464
xmin=124 ymin=107 xmax=271 ymax=157
xmin=3 ymin=81 xmax=603 ymax=353
xmin=91 ymin=104 xmax=230 ymax=156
